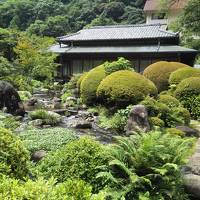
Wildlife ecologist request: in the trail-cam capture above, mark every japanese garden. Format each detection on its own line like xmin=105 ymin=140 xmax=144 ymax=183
xmin=0 ymin=0 xmax=200 ymax=199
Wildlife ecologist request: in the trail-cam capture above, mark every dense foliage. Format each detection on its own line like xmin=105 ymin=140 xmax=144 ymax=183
xmin=0 ymin=0 xmax=146 ymax=37
xmin=169 ymin=67 xmax=200 ymax=85
xmin=143 ymin=61 xmax=189 ymax=92
xmin=0 ymin=128 xmax=29 ymax=179
xmin=97 ymin=131 xmax=194 ymax=199
xmin=97 ymin=70 xmax=157 ymax=106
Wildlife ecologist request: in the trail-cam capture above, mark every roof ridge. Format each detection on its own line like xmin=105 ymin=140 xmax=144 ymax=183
xmin=158 ymin=28 xmax=178 ymax=36
xmin=89 ymin=23 xmax=167 ymax=29
xmin=57 ymin=32 xmax=80 ymax=40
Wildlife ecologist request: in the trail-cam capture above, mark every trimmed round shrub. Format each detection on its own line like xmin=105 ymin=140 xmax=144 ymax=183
xmin=36 ymin=136 xmax=108 ymax=192
xmin=173 ymin=107 xmax=191 ymax=125
xmin=149 ymin=117 xmax=165 ymax=128
xmin=143 ymin=61 xmax=189 ymax=92
xmin=169 ymin=67 xmax=200 ymax=85
xmin=80 ymin=65 xmax=106 ymax=104
xmin=77 ymin=72 xmax=88 ymax=90
xmin=175 ymin=77 xmax=200 ymax=99
xmin=158 ymin=94 xmax=180 ymax=108
xmin=165 ymin=128 xmax=185 ymax=137
xmin=97 ymin=70 xmax=157 ymax=106
xmin=0 ymin=128 xmax=29 ymax=179
xmin=175 ymin=77 xmax=200 ymax=119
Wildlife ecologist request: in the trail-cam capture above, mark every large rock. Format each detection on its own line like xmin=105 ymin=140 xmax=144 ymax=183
xmin=184 ymin=174 xmax=200 ymax=199
xmin=0 ymin=81 xmax=25 ymax=116
xmin=31 ymin=150 xmax=47 ymax=162
xmin=126 ymin=105 xmax=150 ymax=135
xmin=176 ymin=126 xmax=199 ymax=137
xmin=29 ymin=119 xmax=43 ymax=127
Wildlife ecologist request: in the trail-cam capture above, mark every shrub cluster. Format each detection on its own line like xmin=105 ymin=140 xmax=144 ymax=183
xmin=143 ymin=61 xmax=189 ymax=91
xmin=97 ymin=70 xmax=157 ymax=106
xmin=0 ymin=128 xmax=29 ymax=179
xmin=158 ymin=94 xmax=180 ymax=108
xmin=175 ymin=77 xmax=200 ymax=119
xmin=169 ymin=67 xmax=200 ymax=85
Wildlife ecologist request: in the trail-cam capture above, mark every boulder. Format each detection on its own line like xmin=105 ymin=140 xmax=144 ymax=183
xmin=176 ymin=126 xmax=199 ymax=137
xmin=75 ymin=120 xmax=92 ymax=129
xmin=126 ymin=105 xmax=150 ymax=135
xmin=31 ymin=150 xmax=47 ymax=162
xmin=66 ymin=96 xmax=77 ymax=101
xmin=27 ymin=97 xmax=38 ymax=106
xmin=0 ymin=81 xmax=25 ymax=116
xmin=184 ymin=174 xmax=200 ymax=199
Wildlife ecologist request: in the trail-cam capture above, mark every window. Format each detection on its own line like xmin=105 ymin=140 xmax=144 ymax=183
xmin=151 ymin=13 xmax=166 ymax=20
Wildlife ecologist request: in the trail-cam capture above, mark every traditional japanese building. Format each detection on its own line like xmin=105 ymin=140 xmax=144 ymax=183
xmin=50 ymin=23 xmax=198 ymax=79
xmin=144 ymin=0 xmax=188 ymax=25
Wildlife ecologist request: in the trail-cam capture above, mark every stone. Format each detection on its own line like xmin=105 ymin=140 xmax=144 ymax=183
xmin=75 ymin=120 xmax=92 ymax=129
xmin=31 ymin=150 xmax=47 ymax=162
xmin=27 ymin=97 xmax=38 ymax=106
xmin=176 ymin=126 xmax=199 ymax=137
xmin=43 ymin=125 xmax=52 ymax=128
xmin=53 ymin=97 xmax=61 ymax=102
xmin=126 ymin=105 xmax=150 ymax=135
xmin=15 ymin=123 xmax=28 ymax=132
xmin=184 ymin=174 xmax=200 ymax=199
xmin=0 ymin=81 xmax=25 ymax=116
xmin=66 ymin=96 xmax=77 ymax=101
xmin=29 ymin=119 xmax=43 ymax=127
xmin=53 ymin=102 xmax=62 ymax=109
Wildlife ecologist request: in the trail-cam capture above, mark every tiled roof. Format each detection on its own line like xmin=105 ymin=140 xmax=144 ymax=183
xmin=58 ymin=24 xmax=178 ymax=42
xmin=144 ymin=0 xmax=188 ymax=12
xmin=50 ymin=44 xmax=197 ymax=54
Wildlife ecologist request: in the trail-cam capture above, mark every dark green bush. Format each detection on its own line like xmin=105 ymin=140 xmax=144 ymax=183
xmin=36 ymin=136 xmax=108 ymax=192
xmin=0 ymin=176 xmax=99 ymax=200
xmin=80 ymin=64 xmax=106 ymax=105
xmin=0 ymin=128 xmax=29 ymax=179
xmin=175 ymin=77 xmax=200 ymax=119
xmin=169 ymin=67 xmax=200 ymax=85
xmin=97 ymin=70 xmax=157 ymax=106
xmin=173 ymin=107 xmax=191 ymax=125
xmin=165 ymin=128 xmax=185 ymax=137
xmin=19 ymin=128 xmax=77 ymax=153
xmin=143 ymin=61 xmax=189 ymax=92
xmin=104 ymin=57 xmax=133 ymax=75
xmin=158 ymin=94 xmax=180 ymax=108
xmin=97 ymin=131 xmax=194 ymax=199
xmin=29 ymin=109 xmax=61 ymax=125
xmin=149 ymin=117 xmax=165 ymax=128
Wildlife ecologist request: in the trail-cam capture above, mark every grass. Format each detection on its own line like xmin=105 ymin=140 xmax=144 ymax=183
xmin=19 ymin=128 xmax=77 ymax=153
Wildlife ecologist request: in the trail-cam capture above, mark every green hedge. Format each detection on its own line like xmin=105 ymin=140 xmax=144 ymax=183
xmin=97 ymin=70 xmax=157 ymax=106
xmin=158 ymin=94 xmax=180 ymax=108
xmin=80 ymin=65 xmax=106 ymax=105
xmin=143 ymin=61 xmax=189 ymax=92
xmin=0 ymin=128 xmax=29 ymax=179
xmin=169 ymin=67 xmax=200 ymax=85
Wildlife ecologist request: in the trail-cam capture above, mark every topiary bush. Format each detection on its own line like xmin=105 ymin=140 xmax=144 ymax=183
xmin=175 ymin=77 xmax=200 ymax=119
xmin=0 ymin=128 xmax=29 ymax=179
xmin=149 ymin=117 xmax=165 ymax=128
xmin=169 ymin=67 xmax=200 ymax=85
xmin=36 ymin=136 xmax=108 ymax=192
xmin=77 ymin=72 xmax=88 ymax=91
xmin=165 ymin=128 xmax=185 ymax=137
xmin=143 ymin=61 xmax=189 ymax=92
xmin=80 ymin=64 xmax=106 ymax=105
xmin=158 ymin=94 xmax=180 ymax=108
xmin=0 ymin=176 xmax=102 ymax=200
xmin=104 ymin=57 xmax=133 ymax=75
xmin=97 ymin=70 xmax=157 ymax=107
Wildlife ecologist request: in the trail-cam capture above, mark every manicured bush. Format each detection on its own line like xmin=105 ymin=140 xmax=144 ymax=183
xmin=77 ymin=72 xmax=88 ymax=90
xmin=169 ymin=67 xmax=200 ymax=85
xmin=149 ymin=117 xmax=165 ymax=128
xmin=0 ymin=128 xmax=29 ymax=179
xmin=97 ymin=70 xmax=157 ymax=106
xmin=158 ymin=94 xmax=180 ymax=108
xmin=0 ymin=176 xmax=100 ymax=200
xmin=19 ymin=128 xmax=77 ymax=153
xmin=175 ymin=77 xmax=200 ymax=119
xmin=29 ymin=109 xmax=61 ymax=125
xmin=165 ymin=128 xmax=185 ymax=137
xmin=18 ymin=90 xmax=32 ymax=101
xmin=143 ymin=61 xmax=189 ymax=91
xmin=104 ymin=57 xmax=132 ymax=75
xmin=36 ymin=136 xmax=108 ymax=192
xmin=80 ymin=64 xmax=106 ymax=104
xmin=173 ymin=107 xmax=191 ymax=125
